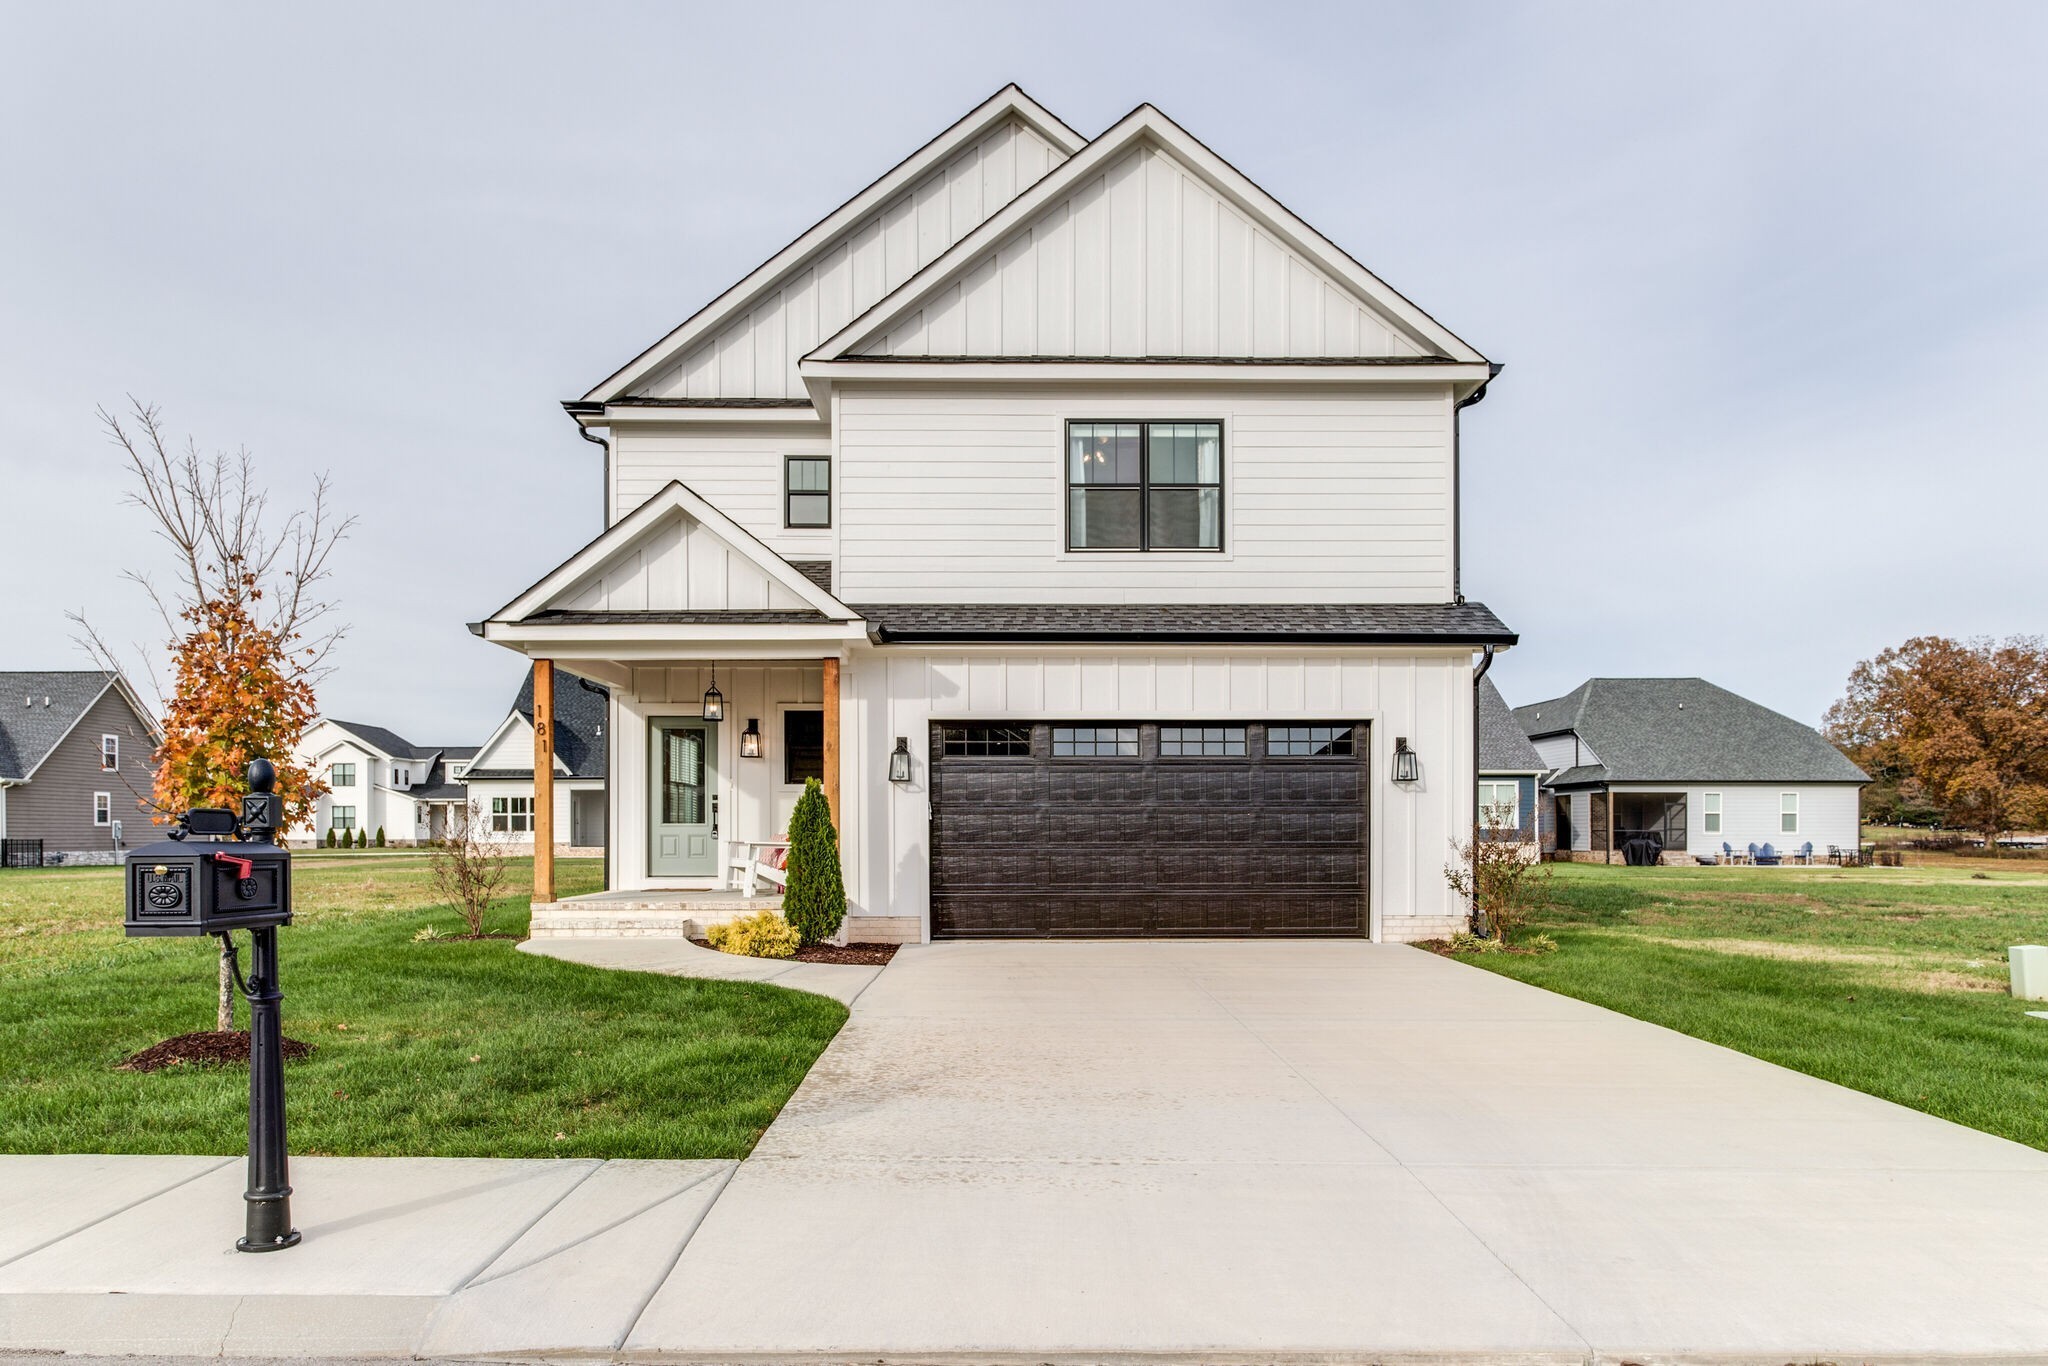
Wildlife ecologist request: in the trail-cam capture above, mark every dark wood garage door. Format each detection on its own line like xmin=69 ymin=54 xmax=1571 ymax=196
xmin=929 ymin=721 xmax=1369 ymax=938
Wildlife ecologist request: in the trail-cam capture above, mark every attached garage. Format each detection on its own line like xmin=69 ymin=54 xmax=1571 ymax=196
xmin=928 ymin=721 xmax=1370 ymax=938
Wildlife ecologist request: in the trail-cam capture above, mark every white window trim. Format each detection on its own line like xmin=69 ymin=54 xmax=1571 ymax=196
xmin=100 ymin=734 xmax=119 ymax=771
xmin=1703 ymin=791 xmax=1722 ymax=835
xmin=93 ymin=791 xmax=111 ymax=825
xmin=1781 ymin=792 xmax=1799 ymax=834
xmin=1477 ymin=780 xmax=1520 ymax=829
xmin=491 ymin=795 xmax=533 ymax=834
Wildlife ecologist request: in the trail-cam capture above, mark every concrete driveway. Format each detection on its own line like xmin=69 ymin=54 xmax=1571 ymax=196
xmin=633 ymin=939 xmax=2048 ymax=1360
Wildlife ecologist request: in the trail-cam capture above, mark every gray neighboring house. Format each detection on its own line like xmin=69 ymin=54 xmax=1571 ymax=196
xmin=1476 ymin=677 xmax=1547 ymax=856
xmin=1516 ymin=677 xmax=1869 ymax=864
xmin=0 ymin=670 xmax=161 ymax=865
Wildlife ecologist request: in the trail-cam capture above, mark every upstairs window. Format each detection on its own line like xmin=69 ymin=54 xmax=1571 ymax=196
xmin=329 ymin=762 xmax=355 ymax=787
xmin=786 ymin=456 xmax=831 ymax=528
xmin=100 ymin=734 xmax=119 ymax=770
xmin=1067 ymin=421 xmax=1222 ymax=551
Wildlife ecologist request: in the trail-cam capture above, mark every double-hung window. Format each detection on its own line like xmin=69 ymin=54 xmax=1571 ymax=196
xmin=785 ymin=456 xmax=831 ymax=528
xmin=93 ymin=792 xmax=112 ymax=826
xmin=1067 ymin=421 xmax=1222 ymax=551
xmin=1781 ymin=792 xmax=1799 ymax=833
xmin=330 ymin=762 xmax=355 ymax=787
xmin=1703 ymin=792 xmax=1722 ymax=834
xmin=330 ymin=805 xmax=357 ymax=832
xmin=100 ymin=735 xmax=119 ymax=770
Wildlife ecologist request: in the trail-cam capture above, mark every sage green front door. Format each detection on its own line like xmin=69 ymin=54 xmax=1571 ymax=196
xmin=650 ymin=718 xmax=717 ymax=876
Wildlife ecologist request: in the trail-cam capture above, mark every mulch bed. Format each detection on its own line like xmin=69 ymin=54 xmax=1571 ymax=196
xmin=1416 ymin=937 xmax=1550 ymax=958
xmin=117 ymin=1031 xmax=317 ymax=1073
xmin=691 ymin=938 xmax=899 ymax=966
xmin=420 ymin=933 xmax=522 ymax=942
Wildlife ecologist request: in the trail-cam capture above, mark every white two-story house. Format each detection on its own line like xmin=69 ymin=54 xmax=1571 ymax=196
xmin=474 ymin=87 xmax=1516 ymax=943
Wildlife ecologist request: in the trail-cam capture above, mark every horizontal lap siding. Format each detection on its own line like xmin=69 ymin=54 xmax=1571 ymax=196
xmin=611 ymin=424 xmax=832 ymax=558
xmin=835 ymin=385 xmax=1454 ymax=602
xmin=5 ymin=688 xmax=156 ymax=852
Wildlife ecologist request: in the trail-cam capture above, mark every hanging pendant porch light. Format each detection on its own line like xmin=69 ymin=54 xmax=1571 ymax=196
xmin=702 ymin=664 xmax=725 ymax=722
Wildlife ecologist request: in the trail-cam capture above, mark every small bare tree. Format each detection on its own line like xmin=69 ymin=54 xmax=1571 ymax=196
xmin=427 ymin=802 xmax=511 ymax=939
xmin=1445 ymin=802 xmax=1553 ymax=944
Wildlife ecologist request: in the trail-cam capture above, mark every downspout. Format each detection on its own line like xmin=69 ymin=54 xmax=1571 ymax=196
xmin=577 ymin=423 xmax=612 ymax=531
xmin=1470 ymin=644 xmax=1497 ymax=935
xmin=1450 ymin=363 xmax=1503 ymax=605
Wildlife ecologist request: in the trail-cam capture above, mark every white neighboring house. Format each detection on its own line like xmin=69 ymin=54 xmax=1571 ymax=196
xmin=292 ymin=721 xmax=474 ymax=846
xmin=472 ymin=86 xmax=1519 ymax=943
xmin=1516 ymin=678 xmax=1870 ymax=864
xmin=461 ymin=666 xmax=609 ymax=852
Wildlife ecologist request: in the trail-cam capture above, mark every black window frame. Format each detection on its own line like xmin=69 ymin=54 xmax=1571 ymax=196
xmin=1158 ymin=725 xmax=1247 ymax=758
xmin=1266 ymin=724 xmax=1358 ymax=759
xmin=329 ymin=762 xmax=355 ymax=788
xmin=784 ymin=454 xmax=832 ymax=529
xmin=1050 ymin=725 xmax=1140 ymax=758
xmin=783 ymin=708 xmax=825 ymax=785
xmin=940 ymin=724 xmax=1033 ymax=758
xmin=1065 ymin=419 xmax=1224 ymax=553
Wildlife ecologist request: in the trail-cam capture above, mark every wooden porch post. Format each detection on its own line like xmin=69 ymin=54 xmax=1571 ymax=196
xmin=533 ymin=659 xmax=555 ymax=903
xmin=821 ymin=656 xmax=840 ymax=839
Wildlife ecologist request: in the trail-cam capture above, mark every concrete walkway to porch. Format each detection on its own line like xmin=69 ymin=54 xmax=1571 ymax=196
xmin=519 ymin=934 xmax=884 ymax=1006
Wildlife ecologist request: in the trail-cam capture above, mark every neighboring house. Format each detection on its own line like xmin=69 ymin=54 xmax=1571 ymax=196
xmin=1476 ymin=677 xmax=1546 ymax=858
xmin=1515 ymin=677 xmax=1869 ymax=864
xmin=462 ymin=667 xmax=609 ymax=851
xmin=292 ymin=720 xmax=475 ymax=845
xmin=473 ymin=86 xmax=1517 ymax=943
xmin=0 ymin=670 xmax=161 ymax=864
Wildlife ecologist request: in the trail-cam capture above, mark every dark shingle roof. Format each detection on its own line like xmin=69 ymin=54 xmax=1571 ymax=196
xmin=0 ymin=671 xmax=128 ymax=780
xmin=855 ymin=602 xmax=1516 ymax=645
xmin=1477 ymin=677 xmax=1545 ymax=773
xmin=1514 ymin=678 xmax=1868 ymax=786
xmin=521 ymin=610 xmax=832 ymax=625
xmin=404 ymin=754 xmax=468 ymax=801
xmin=325 ymin=720 xmax=432 ymax=761
xmin=505 ymin=666 xmax=608 ymax=779
xmin=789 ymin=560 xmax=833 ymax=594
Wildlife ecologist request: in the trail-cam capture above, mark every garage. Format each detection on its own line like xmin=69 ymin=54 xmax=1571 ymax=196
xmin=928 ymin=721 xmax=1370 ymax=938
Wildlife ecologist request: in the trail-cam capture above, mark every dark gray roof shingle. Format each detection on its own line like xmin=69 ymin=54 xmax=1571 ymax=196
xmin=856 ymin=602 xmax=1516 ymax=645
xmin=0 ymin=671 xmax=128 ymax=780
xmin=1477 ymin=677 xmax=1545 ymax=772
xmin=325 ymin=720 xmax=433 ymax=761
xmin=1514 ymin=678 xmax=1868 ymax=786
xmin=509 ymin=666 xmax=609 ymax=779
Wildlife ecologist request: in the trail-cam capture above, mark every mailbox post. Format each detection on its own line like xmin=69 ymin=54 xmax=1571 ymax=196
xmin=124 ymin=758 xmax=301 ymax=1252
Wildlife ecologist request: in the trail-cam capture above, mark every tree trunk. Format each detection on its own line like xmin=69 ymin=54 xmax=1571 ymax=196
xmin=217 ymin=938 xmax=235 ymax=1032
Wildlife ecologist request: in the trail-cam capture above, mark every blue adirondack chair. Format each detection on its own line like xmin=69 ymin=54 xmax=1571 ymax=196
xmin=1755 ymin=842 xmax=1781 ymax=866
xmin=1798 ymin=841 xmax=1815 ymax=864
xmin=1722 ymin=841 xmax=1739 ymax=864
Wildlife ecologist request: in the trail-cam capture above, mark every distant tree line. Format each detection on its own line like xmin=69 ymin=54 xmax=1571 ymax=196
xmin=1826 ymin=635 xmax=2048 ymax=845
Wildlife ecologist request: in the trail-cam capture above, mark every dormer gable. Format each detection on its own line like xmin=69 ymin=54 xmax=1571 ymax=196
xmin=584 ymin=85 xmax=1085 ymax=406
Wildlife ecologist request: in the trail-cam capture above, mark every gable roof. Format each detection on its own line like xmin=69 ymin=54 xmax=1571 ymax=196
xmin=464 ymin=667 xmax=609 ymax=782
xmin=856 ymin=601 xmax=1514 ymax=646
xmin=0 ymin=671 xmax=155 ymax=782
xmin=583 ymin=85 xmax=1085 ymax=404
xmin=1477 ymin=678 xmax=1545 ymax=773
xmin=808 ymin=103 xmax=1487 ymax=375
xmin=1514 ymin=678 xmax=1869 ymax=787
xmin=324 ymin=720 xmax=432 ymax=762
xmin=485 ymin=480 xmax=857 ymax=627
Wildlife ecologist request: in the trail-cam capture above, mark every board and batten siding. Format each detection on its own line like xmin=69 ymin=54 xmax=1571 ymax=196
xmin=854 ymin=142 xmax=1433 ymax=360
xmin=559 ymin=502 xmax=816 ymax=613
xmin=610 ymin=422 xmax=833 ymax=540
xmin=843 ymin=646 xmax=1476 ymax=941
xmin=833 ymin=384 xmax=1454 ymax=602
xmin=635 ymin=118 xmax=1066 ymax=401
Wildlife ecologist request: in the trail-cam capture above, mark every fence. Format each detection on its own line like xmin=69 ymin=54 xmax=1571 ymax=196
xmin=1 ymin=839 xmax=45 ymax=869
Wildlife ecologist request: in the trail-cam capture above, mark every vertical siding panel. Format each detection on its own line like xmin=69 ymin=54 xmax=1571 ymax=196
xmin=948 ymin=144 xmax=982 ymax=238
xmin=1227 ymin=656 xmax=1265 ymax=711
xmin=999 ymin=233 xmax=1035 ymax=356
xmin=1005 ymin=656 xmax=1044 ymax=713
xmin=716 ymin=320 xmax=753 ymax=398
xmin=783 ymin=269 xmax=818 ymax=393
xmin=1034 ymin=202 xmax=1072 ymax=355
xmin=1079 ymin=656 xmax=1117 ymax=713
xmin=968 ymin=658 xmax=1004 ymax=713
xmin=751 ymin=298 xmax=784 ymax=400
xmin=1116 ymin=656 xmax=1156 ymax=713
xmin=1106 ymin=150 xmax=1147 ymax=356
xmin=1070 ymin=175 xmax=1109 ymax=355
xmin=1252 ymin=233 xmax=1287 ymax=354
xmin=1181 ymin=183 xmax=1217 ymax=354
xmin=1044 ymin=657 xmax=1081 ymax=713
xmin=1155 ymin=656 xmax=1193 ymax=714
xmin=1304 ymin=657 xmax=1341 ymax=713
xmin=1191 ymin=656 xmax=1228 ymax=712
xmin=981 ymin=128 xmax=1016 ymax=213
xmin=914 ymin=171 xmax=948 ymax=267
xmin=963 ymin=258 xmax=1001 ymax=355
xmin=849 ymin=220 xmax=884 ymax=314
xmin=880 ymin=195 xmax=916 ymax=294
xmin=1266 ymin=657 xmax=1305 ymax=713
xmin=1216 ymin=210 xmax=1250 ymax=356
xmin=1287 ymin=258 xmax=1320 ymax=356
xmin=925 ymin=283 xmax=967 ymax=356
xmin=1145 ymin=153 xmax=1181 ymax=352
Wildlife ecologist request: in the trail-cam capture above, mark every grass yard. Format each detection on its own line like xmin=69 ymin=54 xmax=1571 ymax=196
xmin=0 ymin=857 xmax=846 ymax=1159
xmin=1468 ymin=861 xmax=2048 ymax=1149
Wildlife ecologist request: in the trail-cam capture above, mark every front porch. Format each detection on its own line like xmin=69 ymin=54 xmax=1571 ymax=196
xmin=530 ymin=888 xmax=788 ymax=939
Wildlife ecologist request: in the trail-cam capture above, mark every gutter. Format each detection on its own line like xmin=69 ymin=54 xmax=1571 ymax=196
xmin=1450 ymin=362 xmax=1503 ymax=605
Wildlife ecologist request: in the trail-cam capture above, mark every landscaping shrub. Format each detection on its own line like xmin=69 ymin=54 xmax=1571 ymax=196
xmin=356 ymin=828 xmax=368 ymax=849
xmin=1445 ymin=832 xmax=1552 ymax=943
xmin=324 ymin=829 xmax=336 ymax=848
xmin=374 ymin=826 xmax=386 ymax=848
xmin=782 ymin=777 xmax=845 ymax=947
xmin=706 ymin=910 xmax=800 ymax=959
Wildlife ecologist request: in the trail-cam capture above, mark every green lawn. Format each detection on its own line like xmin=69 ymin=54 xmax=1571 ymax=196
xmin=1468 ymin=862 xmax=2048 ymax=1149
xmin=0 ymin=857 xmax=846 ymax=1158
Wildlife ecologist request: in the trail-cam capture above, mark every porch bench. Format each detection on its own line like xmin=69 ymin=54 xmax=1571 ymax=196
xmin=728 ymin=838 xmax=791 ymax=896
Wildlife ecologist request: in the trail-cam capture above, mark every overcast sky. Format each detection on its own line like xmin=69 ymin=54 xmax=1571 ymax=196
xmin=3 ymin=1 xmax=2041 ymax=742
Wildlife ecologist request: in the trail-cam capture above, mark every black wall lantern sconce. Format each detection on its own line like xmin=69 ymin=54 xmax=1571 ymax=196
xmin=702 ymin=664 xmax=724 ymax=722
xmin=888 ymin=736 xmax=912 ymax=783
xmin=740 ymin=718 xmax=761 ymax=758
xmin=1392 ymin=736 xmax=1421 ymax=783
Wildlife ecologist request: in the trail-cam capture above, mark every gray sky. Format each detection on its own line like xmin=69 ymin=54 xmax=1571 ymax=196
xmin=4 ymin=1 xmax=2042 ymax=742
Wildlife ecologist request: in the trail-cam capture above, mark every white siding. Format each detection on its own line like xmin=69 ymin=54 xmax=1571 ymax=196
xmin=1532 ymin=732 xmax=1597 ymax=771
xmin=610 ymin=665 xmax=826 ymax=889
xmin=1681 ymin=783 xmax=1861 ymax=857
xmin=1568 ymin=791 xmax=1590 ymax=851
xmin=471 ymin=715 xmax=543 ymax=773
xmin=834 ymin=384 xmax=1454 ymax=603
xmin=553 ymin=504 xmax=815 ymax=613
xmin=465 ymin=778 xmax=598 ymax=849
xmin=636 ymin=118 xmax=1066 ymax=400
xmin=611 ymin=422 xmax=832 ymax=539
xmin=855 ymin=143 xmax=1432 ymax=361
xmin=844 ymin=646 xmax=1475 ymax=940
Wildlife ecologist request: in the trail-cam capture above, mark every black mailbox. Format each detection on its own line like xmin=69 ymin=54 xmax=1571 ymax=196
xmin=125 ymin=825 xmax=292 ymax=936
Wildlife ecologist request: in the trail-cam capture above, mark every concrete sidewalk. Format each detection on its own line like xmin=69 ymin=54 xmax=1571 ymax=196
xmin=0 ymin=1154 xmax=731 ymax=1356
xmin=519 ymin=934 xmax=884 ymax=1005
